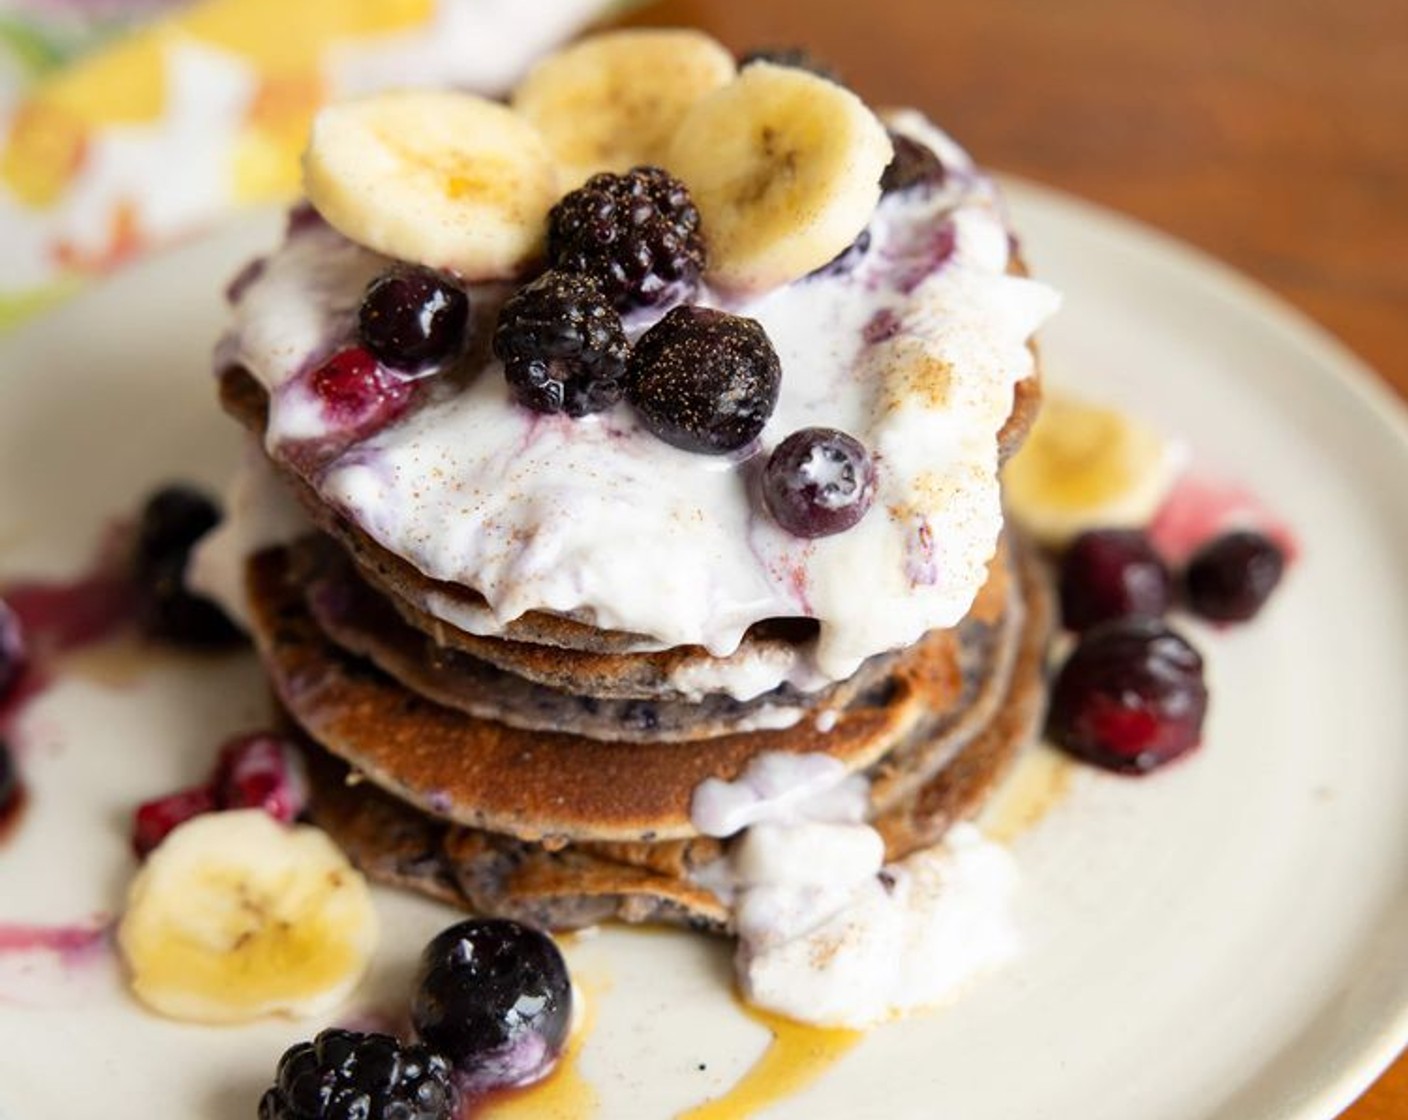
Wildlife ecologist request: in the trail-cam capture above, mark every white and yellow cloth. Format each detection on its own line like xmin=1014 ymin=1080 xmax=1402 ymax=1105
xmin=0 ymin=0 xmax=624 ymax=329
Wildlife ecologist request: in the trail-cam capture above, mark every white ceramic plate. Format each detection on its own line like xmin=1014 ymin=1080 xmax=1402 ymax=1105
xmin=2 ymin=180 xmax=1406 ymax=1120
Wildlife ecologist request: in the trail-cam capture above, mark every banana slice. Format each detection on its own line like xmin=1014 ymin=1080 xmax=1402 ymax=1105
xmin=667 ymin=62 xmax=892 ymax=295
xmin=302 ymin=90 xmax=558 ymax=280
xmin=512 ymin=29 xmax=735 ymax=189
xmin=1003 ymin=391 xmax=1185 ymax=548
xmin=117 ymin=809 xmax=377 ymax=1024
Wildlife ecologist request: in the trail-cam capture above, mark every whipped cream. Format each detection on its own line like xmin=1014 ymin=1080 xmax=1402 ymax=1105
xmin=221 ymin=115 xmax=1059 ymax=682
xmin=691 ymin=754 xmax=1020 ymax=1029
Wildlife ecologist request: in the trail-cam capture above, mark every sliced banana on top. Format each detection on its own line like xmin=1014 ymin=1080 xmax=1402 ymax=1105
xmin=1003 ymin=392 xmax=1186 ymax=548
xmin=117 ymin=809 xmax=378 ymax=1024
xmin=303 ymin=89 xmax=558 ymax=280
xmin=512 ymin=29 xmax=736 ymax=190
xmin=667 ymin=62 xmax=893 ymax=295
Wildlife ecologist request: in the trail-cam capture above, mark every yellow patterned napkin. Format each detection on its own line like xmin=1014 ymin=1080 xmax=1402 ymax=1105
xmin=0 ymin=0 xmax=621 ymax=329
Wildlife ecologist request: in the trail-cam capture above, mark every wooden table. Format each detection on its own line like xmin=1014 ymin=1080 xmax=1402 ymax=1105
xmin=616 ymin=1 xmax=1408 ymax=1115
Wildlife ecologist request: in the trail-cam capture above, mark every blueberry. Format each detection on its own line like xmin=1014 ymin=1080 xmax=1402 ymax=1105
xmin=881 ymin=132 xmax=947 ymax=194
xmin=763 ymin=428 xmax=877 ymax=537
xmin=627 ymin=306 xmax=781 ymax=454
xmin=0 ymin=598 xmax=25 ymax=699
xmin=1058 ymin=529 xmax=1173 ymax=632
xmin=132 ymin=486 xmax=242 ymax=648
xmin=411 ymin=918 xmax=572 ymax=1094
xmin=1184 ymin=531 xmax=1286 ymax=623
xmin=358 ymin=266 xmax=469 ymax=372
xmin=0 ymin=739 xmax=17 ymax=814
xmin=1046 ymin=617 xmax=1208 ymax=774
xmin=133 ymin=485 xmax=222 ymax=579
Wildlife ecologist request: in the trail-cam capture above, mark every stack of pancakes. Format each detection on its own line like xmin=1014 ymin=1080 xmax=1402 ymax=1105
xmin=218 ymin=367 xmax=1050 ymax=933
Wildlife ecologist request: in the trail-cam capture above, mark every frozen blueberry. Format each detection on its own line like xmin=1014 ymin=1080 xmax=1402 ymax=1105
xmin=1047 ymin=617 xmax=1209 ymax=774
xmin=1058 ymin=529 xmax=1173 ymax=631
xmin=1184 ymin=530 xmax=1286 ymax=623
xmin=762 ymin=427 xmax=877 ymax=537
xmin=627 ymin=306 xmax=781 ymax=454
xmin=132 ymin=486 xmax=242 ymax=648
xmin=411 ymin=918 xmax=572 ymax=1094
xmin=358 ymin=266 xmax=469 ymax=372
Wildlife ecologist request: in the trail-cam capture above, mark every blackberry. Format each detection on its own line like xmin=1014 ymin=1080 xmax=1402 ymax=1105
xmin=739 ymin=46 xmax=841 ymax=83
xmin=493 ymin=272 xmax=630 ymax=417
xmin=627 ymin=306 xmax=781 ymax=454
xmin=547 ymin=167 xmax=705 ymax=310
xmin=881 ymin=132 xmax=947 ymax=194
xmin=258 ymin=1029 xmax=455 ymax=1120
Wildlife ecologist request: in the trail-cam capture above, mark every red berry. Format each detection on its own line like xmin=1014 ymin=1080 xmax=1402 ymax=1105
xmin=212 ymin=733 xmax=307 ymax=822
xmin=310 ymin=347 xmax=413 ymax=431
xmin=1058 ymin=529 xmax=1173 ymax=631
xmin=1047 ymin=618 xmax=1208 ymax=774
xmin=132 ymin=786 xmax=217 ymax=857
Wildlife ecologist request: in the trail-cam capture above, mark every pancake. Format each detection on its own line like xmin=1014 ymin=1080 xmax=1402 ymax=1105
xmin=246 ymin=537 xmax=1026 ymax=842
xmin=294 ymin=541 xmax=1051 ymax=933
xmin=297 ymin=536 xmax=902 ymax=743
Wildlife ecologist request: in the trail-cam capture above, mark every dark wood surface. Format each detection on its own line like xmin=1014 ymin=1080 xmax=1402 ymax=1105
xmin=620 ymin=0 xmax=1408 ymax=398
xmin=617 ymin=1 xmax=1407 ymax=1115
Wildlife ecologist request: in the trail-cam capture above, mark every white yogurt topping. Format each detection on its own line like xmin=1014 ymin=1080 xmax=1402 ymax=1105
xmin=221 ymin=115 xmax=1059 ymax=683
xmin=691 ymin=753 xmax=1021 ymax=1028
xmin=187 ymin=441 xmax=310 ymax=629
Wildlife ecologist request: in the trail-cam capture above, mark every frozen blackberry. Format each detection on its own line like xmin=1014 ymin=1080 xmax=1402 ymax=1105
xmin=881 ymin=132 xmax=947 ymax=194
xmin=547 ymin=167 xmax=705 ymax=310
xmin=739 ymin=46 xmax=841 ymax=83
xmin=627 ymin=306 xmax=781 ymax=454
xmin=258 ymin=1028 xmax=455 ymax=1120
xmin=493 ymin=272 xmax=630 ymax=417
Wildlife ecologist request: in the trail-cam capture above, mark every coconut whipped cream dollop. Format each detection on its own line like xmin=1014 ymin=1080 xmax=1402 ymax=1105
xmin=219 ymin=112 xmax=1058 ymax=684
xmin=691 ymin=754 xmax=1020 ymax=1029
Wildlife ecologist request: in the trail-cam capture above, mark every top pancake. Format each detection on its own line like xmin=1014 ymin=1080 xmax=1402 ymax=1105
xmin=219 ymin=358 xmax=1039 ymax=699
